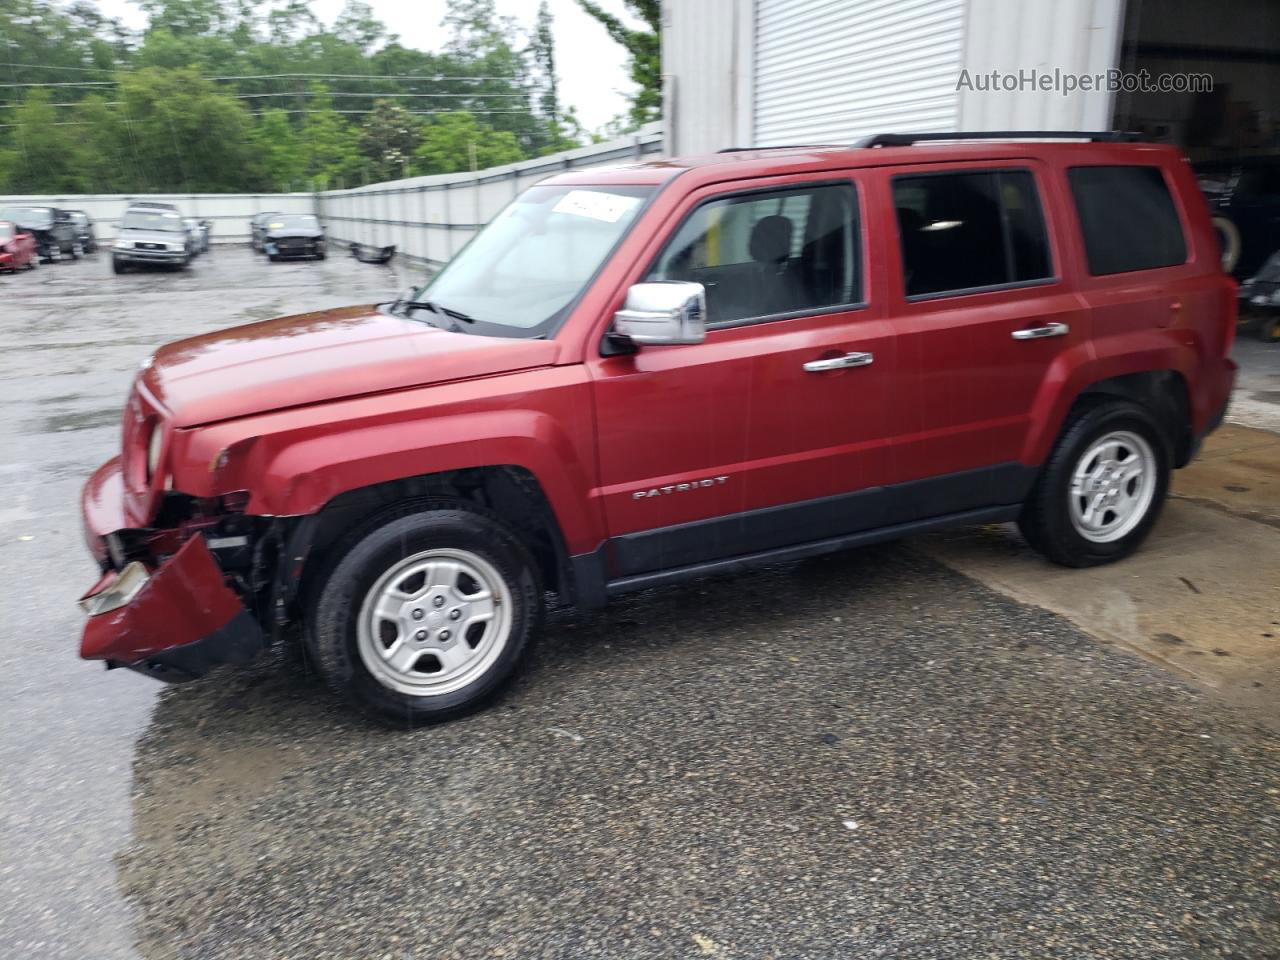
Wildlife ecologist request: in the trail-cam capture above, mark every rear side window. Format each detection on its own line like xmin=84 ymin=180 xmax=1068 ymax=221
xmin=893 ymin=169 xmax=1051 ymax=298
xmin=1068 ymin=166 xmax=1187 ymax=275
xmin=646 ymin=182 xmax=860 ymax=326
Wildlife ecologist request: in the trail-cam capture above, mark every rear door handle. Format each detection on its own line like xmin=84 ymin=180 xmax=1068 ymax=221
xmin=1011 ymin=322 xmax=1069 ymax=340
xmin=803 ymin=351 xmax=874 ymax=372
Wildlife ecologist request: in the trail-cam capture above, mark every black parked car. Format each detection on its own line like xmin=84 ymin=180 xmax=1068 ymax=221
xmin=0 ymin=205 xmax=79 ymax=261
xmin=263 ymin=214 xmax=326 ymax=261
xmin=250 ymin=211 xmax=283 ymax=252
xmin=67 ymin=210 xmax=97 ymax=253
xmin=1197 ymin=157 xmax=1280 ymax=279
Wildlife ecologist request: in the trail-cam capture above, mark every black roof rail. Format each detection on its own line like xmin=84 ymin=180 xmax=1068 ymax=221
xmin=716 ymin=143 xmax=844 ymax=153
xmin=856 ymin=130 xmax=1145 ymax=148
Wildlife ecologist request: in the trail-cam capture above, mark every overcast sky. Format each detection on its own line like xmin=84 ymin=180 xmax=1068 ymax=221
xmin=92 ymin=0 xmax=638 ymax=131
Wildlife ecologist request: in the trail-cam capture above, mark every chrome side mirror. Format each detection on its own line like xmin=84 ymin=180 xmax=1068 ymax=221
xmin=613 ymin=281 xmax=706 ymax=346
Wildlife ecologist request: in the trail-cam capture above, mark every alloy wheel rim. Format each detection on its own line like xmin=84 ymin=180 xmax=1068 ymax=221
xmin=356 ymin=547 xmax=512 ymax=697
xmin=1068 ymin=429 xmax=1156 ymax=543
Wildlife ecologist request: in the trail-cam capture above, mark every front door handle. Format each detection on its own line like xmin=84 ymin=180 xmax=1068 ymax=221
xmin=1011 ymin=322 xmax=1069 ymax=340
xmin=803 ymin=351 xmax=874 ymax=372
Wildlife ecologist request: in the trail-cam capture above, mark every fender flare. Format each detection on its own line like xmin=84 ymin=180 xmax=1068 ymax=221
xmin=1021 ymin=335 xmax=1197 ymax=466
xmin=217 ymin=409 xmax=603 ymax=555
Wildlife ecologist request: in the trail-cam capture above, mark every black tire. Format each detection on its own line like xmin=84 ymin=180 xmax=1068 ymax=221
xmin=111 ymin=258 xmax=124 ymax=274
xmin=1257 ymin=313 xmax=1280 ymax=344
xmin=1018 ymin=399 xmax=1171 ymax=567
xmin=306 ymin=501 xmax=544 ymax=725
xmin=267 ymin=253 xmax=278 ymax=262
xmin=70 ymin=241 xmax=82 ymax=261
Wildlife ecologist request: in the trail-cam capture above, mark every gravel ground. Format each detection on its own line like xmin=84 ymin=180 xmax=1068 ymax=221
xmin=1 ymin=248 xmax=1277 ymax=960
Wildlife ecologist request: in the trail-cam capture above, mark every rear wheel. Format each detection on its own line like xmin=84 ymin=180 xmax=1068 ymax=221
xmin=1018 ymin=399 xmax=1170 ymax=567
xmin=306 ymin=502 xmax=543 ymax=724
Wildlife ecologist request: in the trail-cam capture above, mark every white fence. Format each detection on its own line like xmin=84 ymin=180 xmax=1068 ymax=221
xmin=0 ymin=123 xmax=664 ymax=262
xmin=0 ymin=192 xmax=316 ymax=244
xmin=317 ymin=123 xmax=664 ymax=265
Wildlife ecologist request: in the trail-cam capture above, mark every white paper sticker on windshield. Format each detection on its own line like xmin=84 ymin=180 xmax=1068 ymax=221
xmin=552 ymin=190 xmax=640 ymax=223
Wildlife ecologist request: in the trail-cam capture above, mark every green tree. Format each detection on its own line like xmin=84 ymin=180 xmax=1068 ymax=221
xmin=300 ymin=83 xmax=363 ymax=188
xmin=115 ymin=67 xmax=258 ymax=191
xmin=333 ymin=0 xmax=388 ymax=52
xmin=250 ymin=108 xmax=307 ymax=190
xmin=358 ymin=99 xmax=420 ymax=181
xmin=576 ymin=0 xmax=660 ymax=127
xmin=0 ymin=89 xmax=88 ymax=193
xmin=413 ymin=112 xmax=523 ymax=175
xmin=527 ymin=0 xmax=577 ymax=152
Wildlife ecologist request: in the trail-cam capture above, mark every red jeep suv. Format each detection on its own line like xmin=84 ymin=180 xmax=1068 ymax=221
xmin=79 ymin=132 xmax=1237 ymax=723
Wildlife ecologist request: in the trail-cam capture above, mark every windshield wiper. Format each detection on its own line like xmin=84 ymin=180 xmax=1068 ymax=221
xmin=394 ymin=298 xmax=476 ymax=324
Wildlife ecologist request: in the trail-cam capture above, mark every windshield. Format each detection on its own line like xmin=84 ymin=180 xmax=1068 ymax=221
xmin=121 ymin=209 xmax=184 ymax=232
xmin=1 ymin=206 xmax=51 ymax=228
xmin=415 ymin=184 xmax=653 ymax=336
xmin=270 ymin=215 xmax=319 ymax=230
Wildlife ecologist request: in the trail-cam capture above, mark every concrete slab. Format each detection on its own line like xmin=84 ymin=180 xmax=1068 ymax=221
xmin=921 ymin=424 xmax=1280 ymax=730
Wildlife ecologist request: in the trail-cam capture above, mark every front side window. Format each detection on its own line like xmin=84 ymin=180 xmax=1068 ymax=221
xmin=894 ymin=169 xmax=1051 ymax=298
xmin=418 ymin=183 xmax=653 ymax=337
xmin=645 ymin=183 xmax=860 ymax=326
xmin=1068 ymin=165 xmax=1187 ymax=275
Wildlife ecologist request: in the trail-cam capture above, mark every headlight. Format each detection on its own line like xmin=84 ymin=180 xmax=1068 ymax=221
xmin=113 ymin=239 xmax=130 ymax=249
xmin=146 ymin=425 xmax=164 ymax=480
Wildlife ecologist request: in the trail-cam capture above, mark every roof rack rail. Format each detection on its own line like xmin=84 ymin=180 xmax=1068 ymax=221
xmin=716 ymin=143 xmax=843 ymax=153
xmin=855 ymin=130 xmax=1144 ymax=148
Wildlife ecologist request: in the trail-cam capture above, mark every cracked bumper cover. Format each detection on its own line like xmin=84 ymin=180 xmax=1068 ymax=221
xmin=80 ymin=459 xmax=263 ymax=682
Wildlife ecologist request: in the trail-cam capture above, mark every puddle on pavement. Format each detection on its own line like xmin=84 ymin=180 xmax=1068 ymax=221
xmin=42 ymin=409 xmax=122 ymax=433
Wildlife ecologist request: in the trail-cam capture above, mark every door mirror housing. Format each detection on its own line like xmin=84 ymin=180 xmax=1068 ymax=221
xmin=613 ymin=281 xmax=707 ymax=346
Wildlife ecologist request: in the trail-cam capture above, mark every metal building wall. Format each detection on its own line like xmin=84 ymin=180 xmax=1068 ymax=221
xmin=754 ymin=0 xmax=967 ymax=145
xmin=957 ymin=0 xmax=1125 ymax=131
xmin=661 ymin=0 xmax=752 ymax=155
xmin=662 ymin=0 xmax=1125 ymax=153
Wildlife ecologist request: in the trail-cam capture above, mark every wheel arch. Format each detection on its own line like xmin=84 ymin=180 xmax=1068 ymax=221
xmin=284 ymin=465 xmax=577 ymax=623
xmin=1025 ymin=344 xmax=1197 ymax=469
xmin=1075 ymin=370 xmax=1193 ymax=466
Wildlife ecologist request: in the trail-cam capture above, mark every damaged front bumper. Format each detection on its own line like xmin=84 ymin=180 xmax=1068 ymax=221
xmin=79 ymin=458 xmax=264 ymax=682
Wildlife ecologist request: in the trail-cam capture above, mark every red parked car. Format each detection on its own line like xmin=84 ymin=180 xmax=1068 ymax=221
xmin=0 ymin=219 xmax=37 ymax=272
xmin=79 ymin=132 xmax=1237 ymax=723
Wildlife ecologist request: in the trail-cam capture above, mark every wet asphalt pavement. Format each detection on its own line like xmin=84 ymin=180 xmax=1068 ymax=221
xmin=1 ymin=248 xmax=1278 ymax=960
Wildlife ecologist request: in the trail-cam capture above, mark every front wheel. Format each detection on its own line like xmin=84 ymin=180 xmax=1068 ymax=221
xmin=307 ymin=503 xmax=543 ymax=724
xmin=71 ymin=241 xmax=83 ymax=260
xmin=111 ymin=257 xmax=125 ymax=274
xmin=1257 ymin=313 xmax=1280 ymax=344
xmin=1018 ymin=399 xmax=1170 ymax=567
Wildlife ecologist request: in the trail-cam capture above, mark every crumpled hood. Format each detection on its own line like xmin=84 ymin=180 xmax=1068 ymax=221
xmin=117 ymin=228 xmax=186 ymax=247
xmin=140 ymin=304 xmax=559 ymax=427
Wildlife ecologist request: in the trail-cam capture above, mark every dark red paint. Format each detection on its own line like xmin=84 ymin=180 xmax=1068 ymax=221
xmin=79 ymin=140 xmax=1238 ymax=670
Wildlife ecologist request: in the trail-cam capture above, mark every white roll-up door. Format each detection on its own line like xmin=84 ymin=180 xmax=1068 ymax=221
xmin=753 ymin=0 xmax=967 ymax=146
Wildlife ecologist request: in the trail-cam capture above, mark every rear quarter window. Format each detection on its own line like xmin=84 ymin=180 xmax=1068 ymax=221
xmin=1068 ymin=165 xmax=1187 ymax=275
